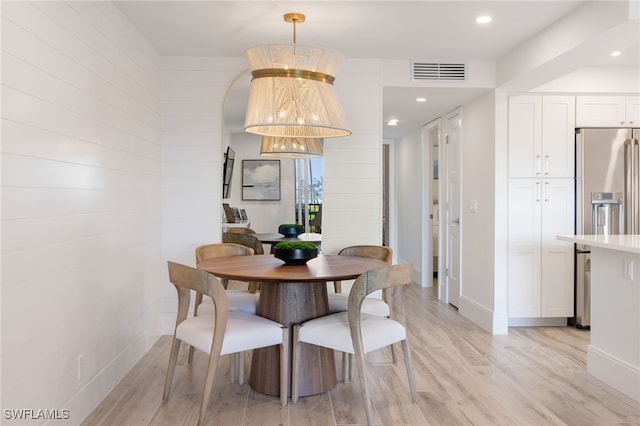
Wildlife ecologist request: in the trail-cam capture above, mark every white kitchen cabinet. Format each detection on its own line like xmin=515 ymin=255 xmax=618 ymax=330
xmin=508 ymin=178 xmax=574 ymax=318
xmin=626 ymin=96 xmax=640 ymax=126
xmin=576 ymin=95 xmax=640 ymax=127
xmin=509 ymin=95 xmax=575 ymax=178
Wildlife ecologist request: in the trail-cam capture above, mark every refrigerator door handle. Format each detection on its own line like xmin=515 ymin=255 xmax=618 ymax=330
xmin=635 ymin=139 xmax=639 ymax=234
xmin=625 ymin=138 xmax=640 ymax=234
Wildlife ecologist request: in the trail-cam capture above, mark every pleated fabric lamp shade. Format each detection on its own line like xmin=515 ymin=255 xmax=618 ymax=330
xmin=243 ymin=14 xmax=351 ymax=139
xmin=260 ymin=137 xmax=323 ymax=158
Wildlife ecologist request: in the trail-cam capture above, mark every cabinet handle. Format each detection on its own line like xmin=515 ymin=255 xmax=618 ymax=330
xmin=536 ymin=181 xmax=541 ymax=202
xmin=629 ymin=120 xmax=635 ymax=125
xmin=544 ymin=155 xmax=550 ymax=176
xmin=535 ymin=155 xmax=541 ymax=175
xmin=621 ymin=121 xmax=626 ymax=125
xmin=544 ymin=181 xmax=549 ymax=202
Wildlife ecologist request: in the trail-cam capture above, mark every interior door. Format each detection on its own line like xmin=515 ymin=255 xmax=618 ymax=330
xmin=446 ymin=109 xmax=462 ymax=308
xmin=421 ymin=124 xmax=434 ymax=286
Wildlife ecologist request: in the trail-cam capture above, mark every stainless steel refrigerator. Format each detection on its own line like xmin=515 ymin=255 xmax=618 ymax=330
xmin=574 ymin=128 xmax=640 ymax=328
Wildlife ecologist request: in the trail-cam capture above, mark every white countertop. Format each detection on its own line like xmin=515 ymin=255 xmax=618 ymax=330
xmin=557 ymin=234 xmax=640 ymax=254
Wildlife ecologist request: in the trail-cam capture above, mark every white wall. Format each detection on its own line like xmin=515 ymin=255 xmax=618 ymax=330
xmin=394 ymin=129 xmax=423 ymax=282
xmin=533 ymin=67 xmax=640 ymax=93
xmin=1 ymin=1 xmax=162 ymax=422
xmin=456 ymin=92 xmax=501 ymax=332
xmin=160 ymin=56 xmax=245 ymax=332
xmin=321 ymin=59 xmax=384 ymax=255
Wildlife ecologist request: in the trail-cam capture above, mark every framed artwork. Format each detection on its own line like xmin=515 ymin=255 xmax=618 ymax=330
xmin=242 ymin=160 xmax=281 ymax=201
xmin=222 ymin=146 xmax=235 ymax=199
xmin=240 ymin=208 xmax=248 ymax=221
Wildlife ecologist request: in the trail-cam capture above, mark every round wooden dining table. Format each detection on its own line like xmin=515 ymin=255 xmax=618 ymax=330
xmin=197 ymin=253 xmax=389 ymax=397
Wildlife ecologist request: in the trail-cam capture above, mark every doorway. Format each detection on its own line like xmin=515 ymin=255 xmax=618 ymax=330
xmin=421 ymin=121 xmax=441 ymax=287
xmin=445 ymin=108 xmax=462 ymax=308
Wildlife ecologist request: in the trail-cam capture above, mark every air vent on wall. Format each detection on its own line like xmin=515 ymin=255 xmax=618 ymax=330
xmin=411 ymin=61 xmax=466 ymax=81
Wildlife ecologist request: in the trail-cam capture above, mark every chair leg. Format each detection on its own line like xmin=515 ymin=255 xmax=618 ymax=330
xmin=238 ymin=352 xmax=245 ymax=385
xmin=390 ymin=342 xmax=397 ymax=364
xmin=188 ymin=345 xmax=195 ymax=364
xmin=341 ymin=352 xmax=354 ymax=382
xmin=291 ymin=325 xmax=301 ymax=404
xmin=401 ymin=339 xmax=417 ymax=403
xmin=230 ymin=353 xmax=237 ymax=383
xmin=354 ymin=351 xmax=374 ymax=426
xmin=333 ymin=280 xmax=342 ymax=293
xmin=280 ymin=327 xmax=290 ymax=407
xmin=197 ymin=351 xmax=221 ymax=426
xmin=341 ymin=352 xmax=348 ymax=382
xmin=162 ymin=337 xmax=182 ymax=401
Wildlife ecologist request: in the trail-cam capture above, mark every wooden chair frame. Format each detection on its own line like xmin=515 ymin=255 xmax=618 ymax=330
xmin=164 ymin=262 xmax=288 ymax=426
xmin=292 ymin=263 xmax=416 ymax=426
xmin=192 ymin=243 xmax=254 ymax=379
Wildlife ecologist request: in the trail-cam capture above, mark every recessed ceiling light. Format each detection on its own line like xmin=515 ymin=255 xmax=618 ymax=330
xmin=416 ymin=97 xmax=427 ymax=103
xmin=611 ymin=50 xmax=621 ymax=57
xmin=387 ymin=119 xmax=398 ymax=126
xmin=476 ymin=15 xmax=492 ymax=24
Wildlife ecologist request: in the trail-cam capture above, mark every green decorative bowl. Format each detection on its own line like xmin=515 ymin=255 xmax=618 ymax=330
xmin=278 ymin=224 xmax=304 ymax=238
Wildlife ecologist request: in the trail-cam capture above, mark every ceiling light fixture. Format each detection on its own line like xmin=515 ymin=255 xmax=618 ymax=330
xmin=244 ymin=13 xmax=351 ymax=139
xmin=416 ymin=97 xmax=427 ymax=102
xmin=476 ymin=15 xmax=492 ymax=24
xmin=387 ymin=119 xmax=398 ymax=126
xmin=260 ymin=136 xmax=323 ymax=158
xmin=611 ymin=50 xmax=621 ymax=57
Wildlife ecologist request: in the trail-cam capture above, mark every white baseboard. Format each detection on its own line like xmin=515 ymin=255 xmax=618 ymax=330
xmin=588 ymin=345 xmax=640 ymax=402
xmin=508 ymin=317 xmax=568 ymax=327
xmin=459 ymin=296 xmax=508 ymax=335
xmin=55 ymin=334 xmax=159 ymax=425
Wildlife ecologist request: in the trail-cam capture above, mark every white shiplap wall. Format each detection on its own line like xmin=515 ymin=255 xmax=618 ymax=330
xmin=322 ymin=59 xmax=383 ymax=255
xmin=1 ymin=1 xmax=162 ymax=421
xmin=160 ymin=57 xmax=246 ymax=333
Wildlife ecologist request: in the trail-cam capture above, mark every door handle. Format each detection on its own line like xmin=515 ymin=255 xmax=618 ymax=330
xmin=452 ymin=218 xmax=460 ymax=225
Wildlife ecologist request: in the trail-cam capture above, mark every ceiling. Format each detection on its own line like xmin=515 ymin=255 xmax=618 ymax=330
xmin=114 ymin=1 xmax=639 ymax=139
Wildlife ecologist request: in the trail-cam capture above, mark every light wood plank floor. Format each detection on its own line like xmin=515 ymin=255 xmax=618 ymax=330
xmin=82 ymin=283 xmax=640 ymax=425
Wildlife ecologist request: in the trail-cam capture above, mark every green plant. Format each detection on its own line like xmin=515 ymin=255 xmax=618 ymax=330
xmin=274 ymin=241 xmax=317 ymax=250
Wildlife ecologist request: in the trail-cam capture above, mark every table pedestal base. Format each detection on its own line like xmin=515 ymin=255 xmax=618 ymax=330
xmin=249 ymin=281 xmax=337 ymax=397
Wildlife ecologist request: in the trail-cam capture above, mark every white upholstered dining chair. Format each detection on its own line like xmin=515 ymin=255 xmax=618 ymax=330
xmin=193 ymin=242 xmax=259 ymax=383
xmin=163 ymin=262 xmax=288 ymax=426
xmin=291 ymin=263 xmax=416 ymax=426
xmin=328 ymin=245 xmax=394 ymax=380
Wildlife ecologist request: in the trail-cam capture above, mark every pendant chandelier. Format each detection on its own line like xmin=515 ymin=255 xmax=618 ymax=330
xmin=260 ymin=136 xmax=323 ymax=158
xmin=244 ymin=13 xmax=351 ymax=139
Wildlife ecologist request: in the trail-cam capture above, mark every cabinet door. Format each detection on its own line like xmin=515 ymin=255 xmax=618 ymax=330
xmin=540 ymin=179 xmax=575 ymax=317
xmin=542 ymin=96 xmax=575 ymax=178
xmin=576 ymin=96 xmax=626 ymax=127
xmin=509 ymin=96 xmax=542 ymax=178
xmin=626 ymin=96 xmax=640 ymax=127
xmin=508 ymin=179 xmax=542 ymax=317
